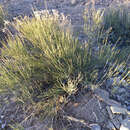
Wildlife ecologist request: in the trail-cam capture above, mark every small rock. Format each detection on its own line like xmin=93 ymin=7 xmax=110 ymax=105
xmin=71 ymin=0 xmax=78 ymax=5
xmin=106 ymin=78 xmax=114 ymax=87
xmin=111 ymin=118 xmax=121 ymax=129
xmin=118 ymin=115 xmax=123 ymax=122
xmin=107 ymin=121 xmax=116 ymax=130
xmin=94 ymin=88 xmax=109 ymax=100
xmin=110 ymin=106 xmax=128 ymax=115
xmin=127 ymin=106 xmax=130 ymax=111
xmin=107 ymin=106 xmax=114 ymax=119
xmin=116 ymin=95 xmax=122 ymax=101
xmin=105 ymin=99 xmax=121 ymax=106
xmin=1 ymin=115 xmax=4 ymax=119
xmin=10 ymin=97 xmax=17 ymax=102
xmin=107 ymin=107 xmax=122 ymax=129
xmin=121 ymin=79 xmax=128 ymax=87
xmin=1 ymin=121 xmax=6 ymax=129
xmin=90 ymin=124 xmax=101 ymax=130
xmin=120 ymin=118 xmax=130 ymax=130
xmin=118 ymin=88 xmax=126 ymax=94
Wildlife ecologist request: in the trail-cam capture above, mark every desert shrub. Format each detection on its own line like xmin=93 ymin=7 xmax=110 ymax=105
xmin=0 ymin=13 xmax=128 ymax=120
xmin=0 ymin=16 xmax=94 ymax=116
xmin=0 ymin=5 xmax=8 ymax=47
xmin=103 ymin=3 xmax=130 ymax=47
xmin=0 ymin=5 xmax=4 ymax=29
xmin=84 ymin=3 xmax=130 ymax=47
xmin=83 ymin=8 xmax=105 ymax=46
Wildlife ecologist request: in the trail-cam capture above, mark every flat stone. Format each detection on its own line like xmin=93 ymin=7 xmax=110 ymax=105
xmin=65 ymin=96 xmax=107 ymax=123
xmin=110 ymin=106 xmax=128 ymax=115
xmin=107 ymin=106 xmax=114 ymax=119
xmin=105 ymin=99 xmax=121 ymax=107
xmin=111 ymin=118 xmax=121 ymax=129
xmin=25 ymin=118 xmax=51 ymax=130
xmin=94 ymin=88 xmax=109 ymax=100
xmin=107 ymin=121 xmax=116 ymax=130
xmin=120 ymin=118 xmax=130 ymax=130
xmin=107 ymin=107 xmax=123 ymax=129
xmin=90 ymin=124 xmax=101 ymax=130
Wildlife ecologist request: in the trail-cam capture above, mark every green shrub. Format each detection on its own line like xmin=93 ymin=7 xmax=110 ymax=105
xmin=103 ymin=3 xmax=130 ymax=47
xmin=0 ymin=16 xmax=93 ymax=116
xmin=83 ymin=8 xmax=104 ymax=45
xmin=84 ymin=3 xmax=130 ymax=47
xmin=0 ymin=5 xmax=7 ymax=48
xmin=0 ymin=5 xmax=4 ymax=29
xmin=0 ymin=14 xmax=128 ymax=119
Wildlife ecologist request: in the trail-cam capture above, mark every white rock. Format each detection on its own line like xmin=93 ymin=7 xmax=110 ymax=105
xmin=71 ymin=0 xmax=77 ymax=5
xmin=110 ymin=106 xmax=128 ymax=115
xmin=1 ymin=121 xmax=6 ymax=129
xmin=121 ymin=79 xmax=128 ymax=87
xmin=90 ymin=124 xmax=101 ymax=130
xmin=120 ymin=118 xmax=130 ymax=130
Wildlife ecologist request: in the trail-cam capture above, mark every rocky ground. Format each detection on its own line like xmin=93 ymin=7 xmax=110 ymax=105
xmin=0 ymin=0 xmax=130 ymax=130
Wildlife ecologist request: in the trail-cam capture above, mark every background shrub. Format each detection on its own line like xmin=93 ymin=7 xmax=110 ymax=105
xmin=0 ymin=5 xmax=8 ymax=47
xmin=103 ymin=3 xmax=130 ymax=47
xmin=84 ymin=3 xmax=130 ymax=47
xmin=0 ymin=5 xmax=4 ymax=29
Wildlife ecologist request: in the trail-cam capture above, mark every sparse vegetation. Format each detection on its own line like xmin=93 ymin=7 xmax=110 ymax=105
xmin=0 ymin=5 xmax=4 ymax=29
xmin=0 ymin=5 xmax=7 ymax=48
xmin=0 ymin=16 xmax=93 ymax=116
xmin=84 ymin=3 xmax=130 ymax=47
xmin=103 ymin=3 xmax=130 ymax=47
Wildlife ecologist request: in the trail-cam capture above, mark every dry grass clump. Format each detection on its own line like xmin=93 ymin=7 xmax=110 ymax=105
xmin=103 ymin=3 xmax=130 ymax=47
xmin=0 ymin=5 xmax=4 ymax=29
xmin=0 ymin=5 xmax=6 ymax=47
xmin=84 ymin=3 xmax=130 ymax=47
xmin=0 ymin=15 xmax=92 ymax=116
xmin=0 ymin=8 xmax=129 ymax=129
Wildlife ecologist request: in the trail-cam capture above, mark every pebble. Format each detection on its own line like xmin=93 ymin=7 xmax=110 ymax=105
xmin=111 ymin=118 xmax=121 ymax=129
xmin=71 ymin=0 xmax=77 ymax=5
xmin=110 ymin=106 xmax=128 ymax=115
xmin=90 ymin=124 xmax=101 ymax=130
xmin=107 ymin=121 xmax=116 ymax=130
xmin=120 ymin=118 xmax=130 ymax=130
xmin=1 ymin=121 xmax=6 ymax=129
xmin=106 ymin=78 xmax=114 ymax=88
xmin=94 ymin=88 xmax=109 ymax=100
xmin=127 ymin=106 xmax=130 ymax=111
xmin=117 ymin=88 xmax=126 ymax=94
